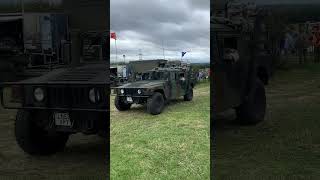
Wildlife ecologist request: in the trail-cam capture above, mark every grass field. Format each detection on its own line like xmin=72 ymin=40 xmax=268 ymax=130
xmin=215 ymin=63 xmax=320 ymax=179
xmin=0 ymin=110 xmax=107 ymax=179
xmin=110 ymin=81 xmax=210 ymax=180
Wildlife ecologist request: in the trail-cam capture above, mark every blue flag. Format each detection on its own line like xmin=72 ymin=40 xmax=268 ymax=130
xmin=182 ymin=52 xmax=187 ymax=57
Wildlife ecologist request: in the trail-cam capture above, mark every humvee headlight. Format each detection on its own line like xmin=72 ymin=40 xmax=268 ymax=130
xmin=89 ymin=88 xmax=101 ymax=103
xmin=120 ymin=89 xmax=125 ymax=94
xmin=137 ymin=89 xmax=142 ymax=94
xmin=34 ymin=88 xmax=45 ymax=102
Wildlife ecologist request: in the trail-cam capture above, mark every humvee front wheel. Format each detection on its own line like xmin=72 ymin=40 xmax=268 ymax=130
xmin=147 ymin=92 xmax=165 ymax=115
xmin=115 ymin=96 xmax=131 ymax=111
xmin=236 ymin=79 xmax=266 ymax=124
xmin=184 ymin=88 xmax=193 ymax=101
xmin=15 ymin=110 xmax=69 ymax=155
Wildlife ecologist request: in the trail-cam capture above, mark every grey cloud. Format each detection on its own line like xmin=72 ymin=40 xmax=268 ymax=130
xmin=239 ymin=0 xmax=320 ymax=5
xmin=110 ymin=0 xmax=210 ymax=63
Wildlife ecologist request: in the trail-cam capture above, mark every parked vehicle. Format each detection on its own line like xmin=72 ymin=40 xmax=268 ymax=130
xmin=113 ymin=66 xmax=196 ymax=115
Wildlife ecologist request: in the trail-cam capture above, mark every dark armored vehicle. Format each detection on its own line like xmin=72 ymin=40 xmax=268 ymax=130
xmin=0 ymin=12 xmax=26 ymax=82
xmin=0 ymin=0 xmax=109 ymax=155
xmin=0 ymin=1 xmax=71 ymax=81
xmin=113 ymin=66 xmax=196 ymax=115
xmin=212 ymin=1 xmax=279 ymax=124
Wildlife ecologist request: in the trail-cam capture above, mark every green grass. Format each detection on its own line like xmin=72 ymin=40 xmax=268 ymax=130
xmin=215 ymin=63 xmax=320 ymax=179
xmin=110 ymin=82 xmax=210 ymax=180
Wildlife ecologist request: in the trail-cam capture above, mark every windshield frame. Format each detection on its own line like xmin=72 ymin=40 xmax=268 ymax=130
xmin=139 ymin=70 xmax=170 ymax=81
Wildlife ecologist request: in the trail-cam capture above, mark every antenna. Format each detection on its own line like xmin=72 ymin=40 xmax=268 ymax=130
xmin=21 ymin=0 xmax=25 ymax=14
xmin=162 ymin=40 xmax=166 ymax=60
xmin=138 ymin=49 xmax=143 ymax=60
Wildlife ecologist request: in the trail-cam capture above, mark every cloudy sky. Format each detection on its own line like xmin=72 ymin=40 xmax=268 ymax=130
xmin=110 ymin=0 xmax=210 ymax=63
xmin=240 ymin=0 xmax=320 ymax=5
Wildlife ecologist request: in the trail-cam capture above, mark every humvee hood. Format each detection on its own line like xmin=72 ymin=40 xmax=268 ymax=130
xmin=49 ymin=63 xmax=107 ymax=82
xmin=19 ymin=63 xmax=109 ymax=84
xmin=118 ymin=80 xmax=166 ymax=88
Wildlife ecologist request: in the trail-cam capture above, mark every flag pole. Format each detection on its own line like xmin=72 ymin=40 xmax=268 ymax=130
xmin=115 ymin=39 xmax=118 ymax=64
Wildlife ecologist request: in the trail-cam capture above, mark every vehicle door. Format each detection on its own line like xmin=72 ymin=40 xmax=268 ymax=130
xmin=177 ymin=71 xmax=187 ymax=96
xmin=168 ymin=72 xmax=178 ymax=99
xmin=213 ymin=32 xmax=251 ymax=113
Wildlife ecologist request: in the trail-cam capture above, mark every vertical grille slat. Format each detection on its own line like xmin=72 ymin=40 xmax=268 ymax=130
xmin=48 ymin=86 xmax=88 ymax=108
xmin=125 ymin=88 xmax=138 ymax=96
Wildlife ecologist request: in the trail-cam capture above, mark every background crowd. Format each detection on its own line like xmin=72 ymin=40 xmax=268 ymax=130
xmin=281 ymin=23 xmax=320 ymax=64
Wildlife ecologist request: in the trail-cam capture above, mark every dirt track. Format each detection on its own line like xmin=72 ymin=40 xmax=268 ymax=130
xmin=0 ymin=108 xmax=107 ymax=179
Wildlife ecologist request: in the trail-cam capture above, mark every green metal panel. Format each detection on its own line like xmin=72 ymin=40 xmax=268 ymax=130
xmin=128 ymin=60 xmax=168 ymax=74
xmin=0 ymin=0 xmax=64 ymax=13
xmin=63 ymin=0 xmax=108 ymax=31
xmin=0 ymin=0 xmax=21 ymax=13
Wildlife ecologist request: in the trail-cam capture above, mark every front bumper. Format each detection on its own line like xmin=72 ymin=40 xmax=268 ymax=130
xmin=116 ymin=94 xmax=150 ymax=104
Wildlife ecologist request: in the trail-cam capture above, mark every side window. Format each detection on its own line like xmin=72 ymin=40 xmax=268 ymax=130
xmin=164 ymin=72 xmax=169 ymax=80
xmin=224 ymin=37 xmax=238 ymax=49
xmin=179 ymin=73 xmax=186 ymax=81
xmin=223 ymin=37 xmax=240 ymax=62
xmin=170 ymin=72 xmax=175 ymax=80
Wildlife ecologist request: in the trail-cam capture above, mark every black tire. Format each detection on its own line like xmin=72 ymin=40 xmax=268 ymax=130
xmin=184 ymin=88 xmax=194 ymax=101
xmin=236 ymin=79 xmax=266 ymax=124
xmin=147 ymin=92 xmax=165 ymax=115
xmin=115 ymin=96 xmax=131 ymax=111
xmin=15 ymin=110 xmax=69 ymax=155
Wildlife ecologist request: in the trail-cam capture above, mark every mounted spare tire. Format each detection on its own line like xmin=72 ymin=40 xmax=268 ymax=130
xmin=15 ymin=110 xmax=69 ymax=155
xmin=147 ymin=92 xmax=165 ymax=115
xmin=236 ymin=79 xmax=266 ymax=124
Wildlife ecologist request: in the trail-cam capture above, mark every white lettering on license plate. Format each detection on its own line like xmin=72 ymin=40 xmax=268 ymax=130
xmin=54 ymin=113 xmax=72 ymax=127
xmin=126 ymin=97 xmax=133 ymax=102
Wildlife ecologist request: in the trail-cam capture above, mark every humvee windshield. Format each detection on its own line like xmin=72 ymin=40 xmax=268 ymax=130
xmin=142 ymin=71 xmax=169 ymax=80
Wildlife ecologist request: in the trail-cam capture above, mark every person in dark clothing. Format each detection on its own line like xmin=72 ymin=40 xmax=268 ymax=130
xmin=296 ymin=26 xmax=309 ymax=64
xmin=314 ymin=32 xmax=320 ymax=63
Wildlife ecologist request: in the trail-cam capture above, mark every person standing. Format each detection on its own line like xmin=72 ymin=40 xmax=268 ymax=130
xmin=296 ymin=29 xmax=308 ymax=64
xmin=314 ymin=31 xmax=320 ymax=63
xmin=283 ymin=31 xmax=293 ymax=64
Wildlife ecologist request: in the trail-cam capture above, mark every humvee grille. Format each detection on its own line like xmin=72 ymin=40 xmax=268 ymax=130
xmin=49 ymin=87 xmax=88 ymax=108
xmin=124 ymin=88 xmax=139 ymax=96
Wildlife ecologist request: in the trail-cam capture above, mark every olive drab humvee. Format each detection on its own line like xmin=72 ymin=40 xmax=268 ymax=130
xmin=212 ymin=1 xmax=278 ymax=124
xmin=113 ymin=66 xmax=196 ymax=115
xmin=0 ymin=0 xmax=109 ymax=155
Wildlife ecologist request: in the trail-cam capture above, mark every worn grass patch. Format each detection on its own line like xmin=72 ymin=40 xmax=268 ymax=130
xmin=110 ymin=82 xmax=210 ymax=180
xmin=0 ymin=108 xmax=107 ymax=178
xmin=215 ymin=63 xmax=320 ymax=179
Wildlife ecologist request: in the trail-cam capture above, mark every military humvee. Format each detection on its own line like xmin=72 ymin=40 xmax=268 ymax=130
xmin=113 ymin=66 xmax=195 ymax=115
xmin=0 ymin=0 xmax=109 ymax=155
xmin=212 ymin=2 xmax=278 ymax=124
